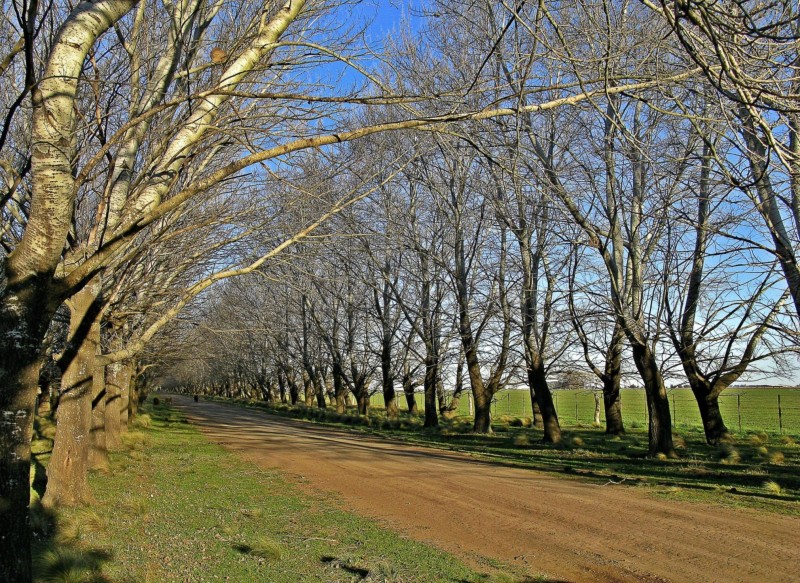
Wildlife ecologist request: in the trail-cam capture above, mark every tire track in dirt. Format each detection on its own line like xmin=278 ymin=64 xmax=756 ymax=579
xmin=171 ymin=396 xmax=800 ymax=583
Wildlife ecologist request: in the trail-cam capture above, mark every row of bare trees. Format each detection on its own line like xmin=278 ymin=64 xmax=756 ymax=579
xmin=1 ymin=0 xmax=799 ymax=579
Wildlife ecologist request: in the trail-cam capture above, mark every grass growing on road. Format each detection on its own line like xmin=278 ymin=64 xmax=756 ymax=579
xmin=31 ymin=404 xmax=533 ymax=582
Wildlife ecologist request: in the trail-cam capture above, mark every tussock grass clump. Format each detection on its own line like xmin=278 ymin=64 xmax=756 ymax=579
xmin=718 ymin=445 xmax=741 ymax=465
xmin=55 ymin=510 xmax=105 ymax=546
xmin=571 ymin=436 xmax=585 ymax=447
xmin=35 ymin=547 xmax=112 ymax=583
xmin=119 ymin=496 xmax=148 ymax=518
xmin=672 ymin=435 xmax=687 ymax=449
xmin=780 ymin=435 xmax=796 ymax=446
xmin=749 ymin=432 xmax=769 ymax=446
xmin=513 ymin=434 xmax=531 ymax=447
xmin=245 ymin=535 xmax=282 ymax=561
xmin=131 ymin=413 xmax=152 ymax=429
xmin=769 ymin=451 xmax=785 ymax=464
xmin=121 ymin=431 xmax=148 ymax=451
xmin=763 ymin=480 xmax=783 ymax=495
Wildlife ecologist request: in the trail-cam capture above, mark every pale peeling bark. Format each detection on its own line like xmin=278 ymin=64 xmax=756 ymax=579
xmin=130 ymin=0 xmax=306 ymax=218
xmin=14 ymin=0 xmax=137 ymax=285
xmin=1 ymin=2 xmax=137 ymax=580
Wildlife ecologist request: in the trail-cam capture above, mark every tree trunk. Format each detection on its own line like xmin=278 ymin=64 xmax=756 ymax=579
xmin=603 ymin=374 xmax=625 ymax=435
xmin=278 ymin=374 xmax=287 ymax=404
xmin=689 ymin=382 xmax=730 ymax=446
xmin=0 ymin=323 xmax=42 ymax=583
xmin=118 ymin=362 xmax=132 ymax=431
xmin=89 ymin=360 xmax=108 ymax=470
xmin=104 ymin=362 xmax=123 ymax=449
xmin=602 ymin=323 xmax=625 ymax=435
xmin=357 ymin=391 xmax=370 ymax=416
xmin=314 ymin=375 xmax=326 ymax=409
xmin=529 ymin=361 xmax=561 ymax=443
xmin=44 ymin=285 xmax=102 ymax=507
xmin=382 ymin=366 xmax=398 ymax=419
xmin=303 ymin=373 xmax=315 ymax=406
xmin=528 ymin=384 xmax=543 ymax=428
xmin=423 ymin=358 xmax=438 ymax=428
xmin=630 ymin=342 xmax=675 ymax=457
xmin=402 ymin=376 xmax=418 ymax=414
xmin=472 ymin=388 xmax=492 ymax=433
xmin=128 ymin=369 xmax=140 ymax=420
xmin=289 ymin=377 xmax=299 ymax=405
xmin=332 ymin=365 xmax=346 ymax=413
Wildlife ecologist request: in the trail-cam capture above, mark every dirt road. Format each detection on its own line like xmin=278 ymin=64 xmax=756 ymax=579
xmin=172 ymin=396 xmax=799 ymax=583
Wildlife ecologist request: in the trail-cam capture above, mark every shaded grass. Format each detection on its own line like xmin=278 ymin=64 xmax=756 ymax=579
xmin=217 ymin=397 xmax=800 ymax=516
xmin=31 ymin=403 xmax=535 ymax=582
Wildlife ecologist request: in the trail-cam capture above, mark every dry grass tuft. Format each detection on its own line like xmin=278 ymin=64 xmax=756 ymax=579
xmin=131 ymin=414 xmax=152 ymax=429
xmin=35 ymin=547 xmax=111 ymax=583
xmin=571 ymin=436 xmax=585 ymax=447
xmin=779 ymin=435 xmax=796 ymax=446
xmin=119 ymin=496 xmax=148 ymax=518
xmin=769 ymin=451 xmax=785 ymax=464
xmin=763 ymin=480 xmax=783 ymax=495
xmin=246 ymin=536 xmax=283 ymax=561
xmin=718 ymin=445 xmax=741 ymax=464
xmin=513 ymin=434 xmax=531 ymax=447
xmin=121 ymin=431 xmax=148 ymax=451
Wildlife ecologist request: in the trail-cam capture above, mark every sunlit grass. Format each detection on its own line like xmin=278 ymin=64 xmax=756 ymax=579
xmin=31 ymin=403 xmax=531 ymax=582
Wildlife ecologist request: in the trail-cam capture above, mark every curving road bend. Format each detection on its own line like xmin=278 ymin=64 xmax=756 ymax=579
xmin=171 ymin=395 xmax=800 ymax=583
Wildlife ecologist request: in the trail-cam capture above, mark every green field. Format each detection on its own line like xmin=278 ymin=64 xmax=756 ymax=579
xmin=370 ymin=387 xmax=800 ymax=435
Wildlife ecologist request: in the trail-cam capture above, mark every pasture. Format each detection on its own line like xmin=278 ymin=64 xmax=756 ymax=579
xmin=371 ymin=387 xmax=800 ymax=435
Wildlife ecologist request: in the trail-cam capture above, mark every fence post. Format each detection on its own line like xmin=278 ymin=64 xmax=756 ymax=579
xmin=778 ymin=394 xmax=783 ymax=434
xmin=737 ymin=394 xmax=742 ymax=433
xmin=507 ymin=393 xmax=511 ymax=415
xmin=575 ymin=392 xmax=579 ymax=423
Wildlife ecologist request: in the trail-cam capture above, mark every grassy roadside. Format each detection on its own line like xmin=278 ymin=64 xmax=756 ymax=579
xmin=30 ymin=404 xmax=536 ymax=582
xmin=207 ymin=397 xmax=800 ymax=516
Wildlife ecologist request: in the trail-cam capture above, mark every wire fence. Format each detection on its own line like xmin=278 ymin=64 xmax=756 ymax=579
xmin=370 ymin=388 xmax=800 ymax=434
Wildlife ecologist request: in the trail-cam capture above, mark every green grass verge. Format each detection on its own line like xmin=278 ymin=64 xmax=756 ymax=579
xmin=215 ymin=397 xmax=800 ymax=516
xmin=30 ymin=404 xmax=538 ymax=582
